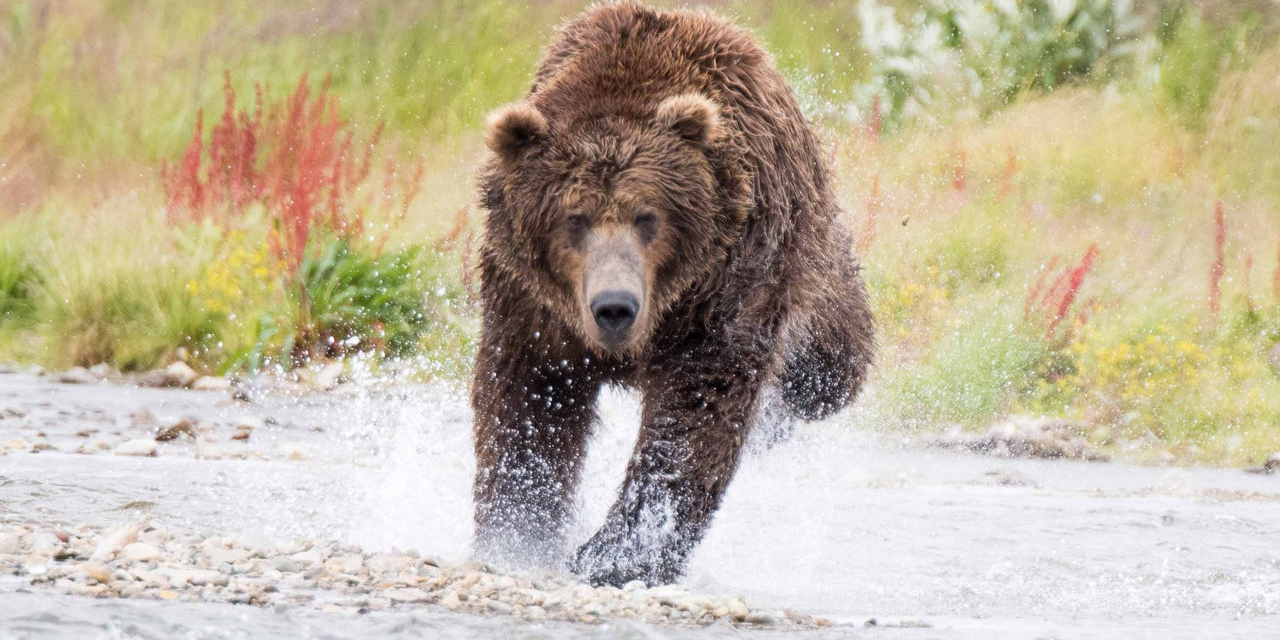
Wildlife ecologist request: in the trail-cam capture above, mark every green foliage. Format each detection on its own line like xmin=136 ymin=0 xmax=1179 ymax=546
xmin=858 ymin=0 xmax=1148 ymax=127
xmin=0 ymin=229 xmax=40 ymax=324
xmin=38 ymin=262 xmax=221 ymax=372
xmin=883 ymin=307 xmax=1047 ymax=428
xmin=1156 ymin=7 xmax=1235 ymax=129
xmin=238 ymin=238 xmax=439 ymax=371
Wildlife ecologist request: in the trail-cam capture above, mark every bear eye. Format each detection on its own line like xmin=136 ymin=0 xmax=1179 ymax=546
xmin=634 ymin=211 xmax=658 ymax=244
xmin=567 ymin=214 xmax=590 ymax=244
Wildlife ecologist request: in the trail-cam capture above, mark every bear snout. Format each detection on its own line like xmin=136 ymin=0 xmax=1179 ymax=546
xmin=591 ymin=290 xmax=640 ymax=338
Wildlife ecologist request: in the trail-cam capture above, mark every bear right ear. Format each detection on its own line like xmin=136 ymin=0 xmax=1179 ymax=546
xmin=485 ymin=103 xmax=548 ymax=162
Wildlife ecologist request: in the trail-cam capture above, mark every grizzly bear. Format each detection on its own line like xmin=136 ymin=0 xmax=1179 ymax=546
xmin=472 ymin=2 xmax=874 ymax=587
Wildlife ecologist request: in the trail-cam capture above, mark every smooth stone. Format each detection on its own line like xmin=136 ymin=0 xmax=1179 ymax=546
xmin=387 ymin=587 xmax=429 ymax=603
xmin=92 ymin=522 xmax=142 ymax=561
xmin=745 ymin=610 xmax=783 ymax=625
xmin=726 ymin=597 xmax=750 ymax=621
xmin=121 ymin=542 xmax=164 ymax=562
xmin=366 ymin=555 xmax=413 ymax=574
xmin=154 ymin=418 xmax=197 ymax=442
xmin=277 ymin=443 xmax=312 ymax=461
xmin=0 ymin=533 xmax=21 ymax=555
xmin=28 ymin=531 xmax=63 ymax=556
xmin=311 ymin=362 xmax=345 ymax=390
xmin=192 ymin=376 xmax=231 ymax=392
xmin=486 ymin=600 xmax=514 ymax=614
xmin=206 ymin=547 xmax=252 ymax=566
xmin=441 ymin=591 xmax=462 ymax=610
xmin=114 ymin=439 xmax=158 ymax=457
xmin=78 ymin=562 xmax=111 ymax=584
xmin=289 ymin=549 xmax=323 ymax=566
xmin=1 ymin=438 xmax=30 ymax=452
xmin=56 ymin=367 xmax=97 ymax=385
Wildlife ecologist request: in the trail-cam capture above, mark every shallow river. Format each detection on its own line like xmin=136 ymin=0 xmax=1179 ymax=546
xmin=1 ymin=371 xmax=1278 ymax=639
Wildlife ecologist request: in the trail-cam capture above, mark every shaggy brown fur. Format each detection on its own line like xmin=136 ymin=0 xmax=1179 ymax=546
xmin=472 ymin=1 xmax=875 ymax=587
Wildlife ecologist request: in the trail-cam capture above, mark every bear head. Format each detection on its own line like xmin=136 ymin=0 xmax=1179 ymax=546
xmin=479 ymin=93 xmax=750 ymax=355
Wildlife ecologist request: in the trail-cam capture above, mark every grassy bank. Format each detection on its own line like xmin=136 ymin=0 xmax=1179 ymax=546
xmin=2 ymin=0 xmax=1279 ymax=466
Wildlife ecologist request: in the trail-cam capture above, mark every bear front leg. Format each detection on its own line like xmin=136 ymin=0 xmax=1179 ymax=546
xmin=572 ymin=339 xmax=767 ymax=586
xmin=472 ymin=330 xmax=600 ymax=569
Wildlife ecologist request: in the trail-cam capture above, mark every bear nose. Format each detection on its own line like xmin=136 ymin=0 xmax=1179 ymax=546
xmin=591 ymin=291 xmax=639 ymax=335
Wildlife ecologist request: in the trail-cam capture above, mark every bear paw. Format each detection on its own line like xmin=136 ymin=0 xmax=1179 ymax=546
xmin=570 ymin=529 xmax=680 ymax=588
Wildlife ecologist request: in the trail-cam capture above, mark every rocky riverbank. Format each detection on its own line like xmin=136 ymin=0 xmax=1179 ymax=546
xmin=0 ymin=520 xmax=827 ymax=629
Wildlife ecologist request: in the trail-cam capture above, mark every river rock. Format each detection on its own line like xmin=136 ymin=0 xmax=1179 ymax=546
xmin=366 ymin=555 xmax=414 ymax=574
xmin=0 ymin=533 xmax=22 ymax=555
xmin=114 ymin=439 xmax=158 ymax=457
xmin=122 ymin=542 xmax=164 ymax=562
xmin=1246 ymin=452 xmax=1280 ymax=475
xmin=192 ymin=376 xmax=231 ymax=392
xmin=206 ymin=547 xmax=252 ymax=566
xmin=28 ymin=531 xmax=62 ymax=557
xmin=932 ymin=416 xmax=1109 ymax=462
xmin=79 ymin=562 xmax=111 ymax=584
xmin=1 ymin=438 xmax=30 ymax=453
xmin=139 ymin=362 xmax=199 ymax=388
xmin=88 ymin=363 xmax=115 ymax=379
xmin=311 ymin=362 xmax=346 ymax=391
xmin=154 ymin=418 xmax=197 ymax=442
xmin=277 ymin=443 xmax=312 ymax=461
xmin=726 ymin=597 xmax=750 ymax=621
xmin=441 ymin=590 xmax=462 ymax=610
xmin=57 ymin=367 xmax=97 ymax=385
xmin=745 ymin=610 xmax=783 ymax=625
xmin=130 ymin=408 xmax=159 ymax=428
xmin=92 ymin=522 xmax=142 ymax=561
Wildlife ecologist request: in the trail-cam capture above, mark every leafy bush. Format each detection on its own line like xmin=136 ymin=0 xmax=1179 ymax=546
xmin=237 ymin=238 xmax=436 ymax=370
xmin=855 ymin=0 xmax=1148 ymax=127
xmin=162 ymin=72 xmax=438 ymax=370
xmin=0 ymin=230 xmax=39 ymax=324
xmin=1156 ymin=6 xmax=1235 ymax=129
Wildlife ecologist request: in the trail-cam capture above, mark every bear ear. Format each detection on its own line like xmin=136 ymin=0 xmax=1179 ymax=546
xmin=485 ymin=102 xmax=548 ymax=162
xmin=655 ymin=93 xmax=722 ymax=146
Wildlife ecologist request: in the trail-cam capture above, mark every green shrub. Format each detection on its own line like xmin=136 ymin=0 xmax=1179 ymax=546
xmin=0 ymin=231 xmax=39 ymax=325
xmin=1157 ymin=7 xmax=1235 ymax=129
xmin=237 ymin=238 xmax=441 ymax=370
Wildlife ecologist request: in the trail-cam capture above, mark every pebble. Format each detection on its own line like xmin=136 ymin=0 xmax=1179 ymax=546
xmin=310 ymin=362 xmax=346 ymax=391
xmin=278 ymin=443 xmax=312 ymax=461
xmin=0 ymin=520 xmax=815 ymax=629
xmin=57 ymin=367 xmax=98 ymax=385
xmin=0 ymin=533 xmax=21 ymax=555
xmin=122 ymin=542 xmax=164 ymax=562
xmin=192 ymin=376 xmax=232 ymax=392
xmin=745 ymin=610 xmax=783 ymax=625
xmin=932 ymin=416 xmax=1110 ymax=462
xmin=1 ymin=438 xmax=30 ymax=453
xmin=154 ymin=418 xmax=197 ymax=442
xmin=114 ymin=439 xmax=158 ymax=457
xmin=138 ymin=362 xmax=199 ymax=388
xmin=79 ymin=562 xmax=111 ymax=584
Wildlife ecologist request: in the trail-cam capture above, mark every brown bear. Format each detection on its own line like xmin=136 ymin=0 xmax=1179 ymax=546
xmin=472 ymin=1 xmax=874 ymax=587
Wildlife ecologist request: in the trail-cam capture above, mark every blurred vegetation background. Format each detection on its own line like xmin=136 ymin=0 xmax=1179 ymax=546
xmin=1 ymin=0 xmax=1279 ymax=466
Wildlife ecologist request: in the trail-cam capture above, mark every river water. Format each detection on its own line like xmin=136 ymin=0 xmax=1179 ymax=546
xmin=1 ymin=371 xmax=1278 ymax=639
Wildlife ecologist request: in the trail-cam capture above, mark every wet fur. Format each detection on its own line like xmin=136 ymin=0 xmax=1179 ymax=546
xmin=472 ymin=1 xmax=875 ymax=586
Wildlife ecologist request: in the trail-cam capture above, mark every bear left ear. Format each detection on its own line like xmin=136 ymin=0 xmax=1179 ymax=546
xmin=655 ymin=93 xmax=722 ymax=146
